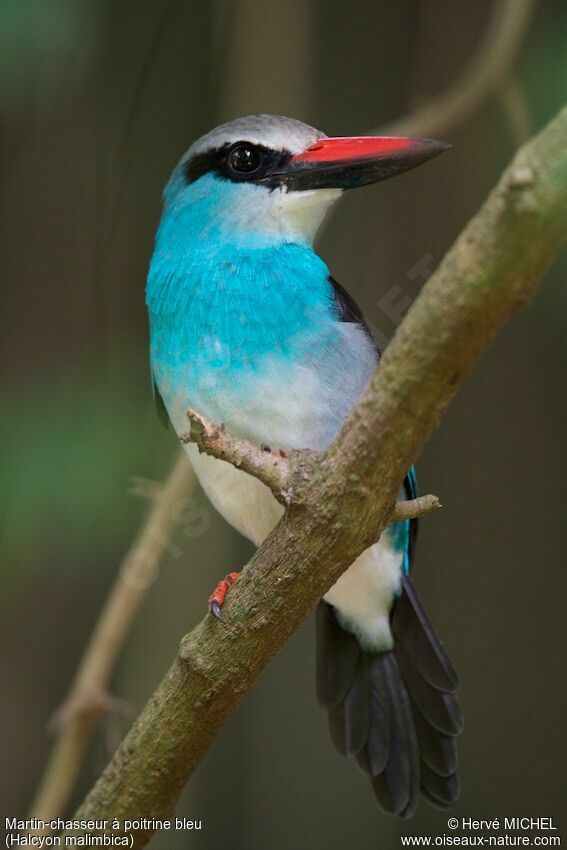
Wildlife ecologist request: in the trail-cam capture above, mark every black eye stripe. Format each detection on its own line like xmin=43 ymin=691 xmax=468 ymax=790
xmin=183 ymin=142 xmax=292 ymax=186
xmin=183 ymin=145 xmax=227 ymax=184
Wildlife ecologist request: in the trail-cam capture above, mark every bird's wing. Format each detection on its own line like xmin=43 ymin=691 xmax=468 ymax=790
xmin=151 ymin=371 xmax=170 ymax=429
xmin=403 ymin=466 xmax=419 ymax=569
xmin=329 ymin=274 xmax=380 ymax=355
xmin=330 ymin=274 xmax=418 ymax=569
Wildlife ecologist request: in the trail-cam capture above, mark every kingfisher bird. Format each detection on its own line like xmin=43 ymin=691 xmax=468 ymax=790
xmin=146 ymin=114 xmax=462 ymax=817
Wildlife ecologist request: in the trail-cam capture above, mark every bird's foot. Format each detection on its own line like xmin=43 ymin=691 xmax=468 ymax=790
xmin=208 ymin=571 xmax=240 ymax=620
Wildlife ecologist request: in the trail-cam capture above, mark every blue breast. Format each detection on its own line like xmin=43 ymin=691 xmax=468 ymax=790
xmin=147 ymin=173 xmax=341 ymax=379
xmin=147 ymin=240 xmax=335 ymax=376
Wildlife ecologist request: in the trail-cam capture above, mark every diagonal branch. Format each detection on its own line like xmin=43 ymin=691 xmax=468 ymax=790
xmin=66 ymin=108 xmax=566 ymax=847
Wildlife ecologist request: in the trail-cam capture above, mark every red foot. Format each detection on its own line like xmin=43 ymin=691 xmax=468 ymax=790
xmin=208 ymin=571 xmax=240 ymax=620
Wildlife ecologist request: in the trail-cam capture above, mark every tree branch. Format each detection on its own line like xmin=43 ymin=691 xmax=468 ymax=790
xmin=377 ymin=0 xmax=536 ymax=138
xmin=67 ymin=108 xmax=566 ymax=846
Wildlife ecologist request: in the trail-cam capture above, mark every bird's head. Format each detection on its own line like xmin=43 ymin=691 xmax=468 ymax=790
xmin=161 ymin=114 xmax=450 ymax=248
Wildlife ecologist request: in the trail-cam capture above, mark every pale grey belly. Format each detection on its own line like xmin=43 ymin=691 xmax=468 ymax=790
xmin=159 ymin=321 xmax=378 ymax=451
xmin=186 ymin=443 xmax=283 ymax=546
xmin=183 ymin=443 xmax=403 ymax=653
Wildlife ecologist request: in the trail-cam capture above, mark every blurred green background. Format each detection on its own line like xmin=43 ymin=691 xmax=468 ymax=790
xmin=1 ymin=1 xmax=566 ymax=847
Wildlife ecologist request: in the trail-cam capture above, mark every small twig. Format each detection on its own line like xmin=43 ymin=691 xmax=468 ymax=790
xmin=28 ymin=453 xmax=195 ymax=830
xmin=390 ymin=494 xmax=440 ymax=522
xmin=181 ymin=408 xmax=293 ymax=501
xmin=181 ymin=407 xmax=440 ymax=522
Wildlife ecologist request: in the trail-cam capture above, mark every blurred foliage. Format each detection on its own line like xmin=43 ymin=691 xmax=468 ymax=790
xmin=0 ymin=0 xmax=100 ymax=125
xmin=1 ymin=358 xmax=174 ymax=576
xmin=522 ymin=3 xmax=567 ymax=120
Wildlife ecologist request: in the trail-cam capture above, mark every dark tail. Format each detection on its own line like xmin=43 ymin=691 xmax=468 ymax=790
xmin=316 ymin=576 xmax=463 ymax=818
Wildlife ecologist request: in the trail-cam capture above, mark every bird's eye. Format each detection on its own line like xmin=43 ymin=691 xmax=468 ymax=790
xmin=227 ymin=143 xmax=263 ymax=175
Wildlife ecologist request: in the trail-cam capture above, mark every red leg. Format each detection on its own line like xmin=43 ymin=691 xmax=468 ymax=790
xmin=208 ymin=571 xmax=240 ymax=620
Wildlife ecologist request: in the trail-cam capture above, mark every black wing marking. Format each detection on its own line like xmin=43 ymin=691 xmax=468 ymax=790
xmin=329 ymin=274 xmax=380 ymax=357
xmin=152 ymin=375 xmax=170 ymax=429
xmin=403 ymin=468 xmax=419 ymax=570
